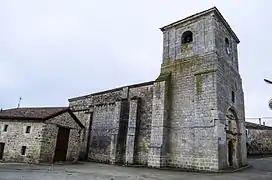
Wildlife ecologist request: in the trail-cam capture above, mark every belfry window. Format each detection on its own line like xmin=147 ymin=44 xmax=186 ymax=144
xmin=182 ymin=31 xmax=193 ymax=44
xmin=225 ymin=37 xmax=230 ymax=55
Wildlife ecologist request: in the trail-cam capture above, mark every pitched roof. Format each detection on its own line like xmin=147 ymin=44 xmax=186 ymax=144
xmin=0 ymin=107 xmax=68 ymax=120
xmin=0 ymin=107 xmax=84 ymax=128
xmin=245 ymin=121 xmax=272 ymax=130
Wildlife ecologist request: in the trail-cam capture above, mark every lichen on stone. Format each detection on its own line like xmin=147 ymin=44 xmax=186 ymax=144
xmin=196 ymin=74 xmax=202 ymax=95
xmin=194 ymin=69 xmax=216 ymax=76
xmin=181 ymin=43 xmax=193 ymax=52
xmin=156 ymin=72 xmax=171 ymax=82
xmin=160 ymin=55 xmax=201 ymax=74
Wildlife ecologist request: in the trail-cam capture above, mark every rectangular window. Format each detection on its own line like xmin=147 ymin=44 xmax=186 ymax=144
xmin=21 ymin=146 xmax=26 ymax=155
xmin=25 ymin=126 xmax=31 ymax=133
xmin=3 ymin=125 xmax=8 ymax=132
xmin=231 ymin=91 xmax=235 ymax=103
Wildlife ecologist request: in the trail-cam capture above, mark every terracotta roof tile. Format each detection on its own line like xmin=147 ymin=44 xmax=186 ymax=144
xmin=0 ymin=107 xmax=69 ymax=120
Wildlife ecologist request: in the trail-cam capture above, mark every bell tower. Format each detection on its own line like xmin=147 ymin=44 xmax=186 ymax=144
xmin=153 ymin=7 xmax=247 ymax=170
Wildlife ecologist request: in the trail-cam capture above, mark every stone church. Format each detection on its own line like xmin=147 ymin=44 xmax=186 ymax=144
xmin=69 ymin=7 xmax=248 ymax=171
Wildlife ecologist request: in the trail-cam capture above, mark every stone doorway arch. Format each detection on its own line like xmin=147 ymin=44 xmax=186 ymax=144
xmin=226 ymin=107 xmax=242 ymax=168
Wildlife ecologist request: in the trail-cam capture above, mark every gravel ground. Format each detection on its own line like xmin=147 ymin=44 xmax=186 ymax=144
xmin=0 ymin=157 xmax=271 ymax=180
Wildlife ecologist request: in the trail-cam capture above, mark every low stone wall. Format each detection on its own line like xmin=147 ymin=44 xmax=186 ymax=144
xmin=247 ymin=128 xmax=272 ymax=155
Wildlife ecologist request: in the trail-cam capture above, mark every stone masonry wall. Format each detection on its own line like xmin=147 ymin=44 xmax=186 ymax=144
xmin=69 ymin=96 xmax=92 ymax=111
xmin=247 ymin=128 xmax=272 ymax=155
xmin=69 ymin=97 xmax=93 ymax=159
xmin=89 ymin=104 xmax=115 ymax=162
xmin=159 ymin=10 xmax=247 ymax=171
xmin=69 ymin=89 xmax=124 ymax=163
xmin=39 ymin=123 xmax=58 ymax=163
xmin=0 ymin=120 xmax=44 ymax=163
xmin=68 ymin=83 xmax=154 ymax=165
xmin=162 ymin=13 xmax=215 ymax=63
xmin=216 ymin=58 xmax=247 ymax=168
xmin=66 ymin=128 xmax=81 ymax=161
xmin=161 ymin=54 xmax=219 ymax=171
xmin=45 ymin=111 xmax=81 ymax=129
xmin=213 ymin=15 xmax=239 ymax=72
xmin=148 ymin=80 xmax=169 ymax=168
xmin=71 ymin=110 xmax=91 ymax=159
xmin=161 ymin=53 xmax=219 ymax=171
xmin=128 ymin=84 xmax=153 ymax=165
xmin=214 ymin=14 xmax=247 ymax=168
xmin=161 ymin=12 xmax=221 ymax=171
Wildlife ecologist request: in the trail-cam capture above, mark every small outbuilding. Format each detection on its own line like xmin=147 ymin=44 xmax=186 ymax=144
xmin=0 ymin=107 xmax=84 ymax=164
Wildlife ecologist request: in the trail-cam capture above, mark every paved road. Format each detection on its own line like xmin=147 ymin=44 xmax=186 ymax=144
xmin=0 ymin=157 xmax=271 ymax=180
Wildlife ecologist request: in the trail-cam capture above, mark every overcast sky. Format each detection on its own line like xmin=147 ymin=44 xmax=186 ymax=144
xmin=1 ymin=0 xmax=272 ymax=125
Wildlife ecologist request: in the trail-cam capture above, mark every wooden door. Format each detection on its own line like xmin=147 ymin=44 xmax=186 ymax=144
xmin=54 ymin=127 xmax=70 ymax=162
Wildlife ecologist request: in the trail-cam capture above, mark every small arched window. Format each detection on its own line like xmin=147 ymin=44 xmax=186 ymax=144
xmin=182 ymin=31 xmax=193 ymax=44
xmin=225 ymin=37 xmax=230 ymax=55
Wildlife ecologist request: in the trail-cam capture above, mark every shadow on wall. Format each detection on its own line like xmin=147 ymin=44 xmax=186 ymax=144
xmin=91 ymin=135 xmax=111 ymax=152
xmin=88 ymin=127 xmax=113 ymax=163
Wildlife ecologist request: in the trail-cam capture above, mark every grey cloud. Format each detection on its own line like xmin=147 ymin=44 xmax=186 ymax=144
xmin=1 ymin=0 xmax=272 ymax=126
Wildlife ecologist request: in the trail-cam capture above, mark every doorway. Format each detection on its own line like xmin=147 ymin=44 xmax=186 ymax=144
xmin=226 ymin=108 xmax=242 ymax=168
xmin=228 ymin=141 xmax=233 ymax=167
xmin=0 ymin=143 xmax=5 ymax=159
xmin=54 ymin=127 xmax=70 ymax=162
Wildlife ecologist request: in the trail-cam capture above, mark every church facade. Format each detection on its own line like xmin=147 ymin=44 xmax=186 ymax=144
xmin=69 ymin=7 xmax=248 ymax=171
